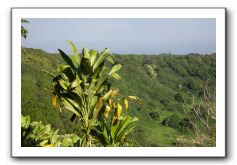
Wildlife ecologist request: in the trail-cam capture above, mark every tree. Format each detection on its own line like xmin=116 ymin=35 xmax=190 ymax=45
xmin=21 ymin=19 xmax=29 ymax=39
xmin=145 ymin=64 xmax=157 ymax=79
xmin=45 ymin=41 xmax=138 ymax=147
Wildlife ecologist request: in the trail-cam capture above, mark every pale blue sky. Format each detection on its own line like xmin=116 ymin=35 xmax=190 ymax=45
xmin=21 ymin=18 xmax=216 ymax=55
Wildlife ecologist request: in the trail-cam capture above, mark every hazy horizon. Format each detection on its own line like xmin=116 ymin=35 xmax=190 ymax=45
xmin=21 ymin=18 xmax=216 ymax=55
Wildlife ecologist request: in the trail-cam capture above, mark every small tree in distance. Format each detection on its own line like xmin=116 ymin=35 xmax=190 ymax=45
xmin=21 ymin=19 xmax=29 ymax=39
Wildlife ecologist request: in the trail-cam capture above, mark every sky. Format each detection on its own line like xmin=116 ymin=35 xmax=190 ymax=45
xmin=21 ymin=18 xmax=216 ymax=55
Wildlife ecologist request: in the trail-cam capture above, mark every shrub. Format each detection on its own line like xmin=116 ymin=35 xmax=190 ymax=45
xmin=161 ymin=114 xmax=180 ymax=128
xmin=149 ymin=111 xmax=160 ymax=121
xmin=175 ymin=92 xmax=184 ymax=103
xmin=145 ymin=64 xmax=157 ymax=79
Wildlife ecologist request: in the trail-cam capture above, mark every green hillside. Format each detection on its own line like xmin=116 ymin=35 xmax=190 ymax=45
xmin=21 ymin=47 xmax=216 ymax=147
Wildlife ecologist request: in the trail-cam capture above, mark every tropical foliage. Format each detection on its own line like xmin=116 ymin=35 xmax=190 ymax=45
xmin=42 ymin=41 xmax=138 ymax=147
xmin=21 ymin=115 xmax=80 ymax=147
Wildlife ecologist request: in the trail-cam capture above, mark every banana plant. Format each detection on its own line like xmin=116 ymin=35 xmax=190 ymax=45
xmin=47 ymin=41 xmax=123 ymax=146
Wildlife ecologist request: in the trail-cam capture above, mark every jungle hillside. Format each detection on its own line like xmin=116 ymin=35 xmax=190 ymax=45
xmin=21 ymin=47 xmax=216 ymax=147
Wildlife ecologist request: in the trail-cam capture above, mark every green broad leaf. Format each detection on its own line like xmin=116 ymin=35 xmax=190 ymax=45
xmin=30 ymin=121 xmax=42 ymax=127
xmin=66 ymin=97 xmax=81 ymax=111
xmin=62 ymin=92 xmax=84 ymax=108
xmin=92 ymin=49 xmax=110 ymax=72
xmin=56 ymin=64 xmax=63 ymax=72
xmin=50 ymin=130 xmax=59 ymax=144
xmin=38 ymin=133 xmax=52 ymax=141
xmin=88 ymin=78 xmax=97 ymax=93
xmin=71 ymin=134 xmax=80 ymax=143
xmin=61 ymin=73 xmax=69 ymax=82
xmin=61 ymin=66 xmax=75 ymax=82
xmin=106 ymin=55 xmax=114 ymax=64
xmin=110 ymin=119 xmax=121 ymax=139
xmin=61 ymin=65 xmax=71 ymax=71
xmin=43 ymin=124 xmax=52 ymax=133
xmin=101 ymin=128 xmax=110 ymax=144
xmin=79 ymin=137 xmax=86 ymax=147
xmin=102 ymin=90 xmax=113 ymax=100
xmin=54 ymin=141 xmax=62 ymax=147
xmin=36 ymin=125 xmax=52 ymax=141
xmin=108 ymin=64 xmax=122 ymax=76
xmin=58 ymin=79 xmax=69 ymax=90
xmin=96 ymin=85 xmax=105 ymax=94
xmin=90 ymin=96 xmax=98 ymax=109
xmin=82 ymin=47 xmax=90 ymax=59
xmin=93 ymin=97 xmax=104 ymax=119
xmin=114 ymin=116 xmax=132 ymax=138
xmin=110 ymin=72 xmax=122 ymax=80
xmin=67 ymin=40 xmax=81 ymax=65
xmin=62 ymin=98 xmax=81 ymax=118
xmin=115 ymin=122 xmax=136 ymax=142
xmin=81 ymin=58 xmax=92 ymax=75
xmin=70 ymin=56 xmax=79 ymax=68
xmin=58 ymin=49 xmax=76 ymax=71
xmin=115 ymin=117 xmax=138 ymax=142
xmin=61 ymin=136 xmax=72 ymax=147
xmin=71 ymin=78 xmax=82 ymax=88
xmin=39 ymin=139 xmax=49 ymax=147
xmin=101 ymin=48 xmax=109 ymax=55
xmin=75 ymin=85 xmax=83 ymax=96
xmin=89 ymin=49 xmax=98 ymax=66
xmin=21 ymin=115 xmax=31 ymax=129
xmin=57 ymin=64 xmax=72 ymax=74
xmin=91 ymin=62 xmax=105 ymax=79
xmin=93 ymin=71 xmax=108 ymax=93
xmin=81 ymin=74 xmax=88 ymax=86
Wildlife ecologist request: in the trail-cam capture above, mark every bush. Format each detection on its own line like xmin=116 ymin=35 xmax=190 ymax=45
xmin=175 ymin=92 xmax=184 ymax=103
xmin=145 ymin=64 xmax=157 ymax=79
xmin=184 ymin=78 xmax=202 ymax=91
xmin=161 ymin=114 xmax=180 ymax=128
xmin=177 ymin=118 xmax=194 ymax=133
xmin=149 ymin=111 xmax=160 ymax=121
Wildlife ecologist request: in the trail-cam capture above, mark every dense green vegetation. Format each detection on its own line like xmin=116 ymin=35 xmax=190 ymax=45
xmin=21 ymin=115 xmax=80 ymax=147
xmin=21 ymin=47 xmax=216 ymax=147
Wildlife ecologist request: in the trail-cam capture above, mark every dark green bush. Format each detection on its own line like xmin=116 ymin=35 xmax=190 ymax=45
xmin=161 ymin=114 xmax=180 ymax=128
xmin=149 ymin=111 xmax=160 ymax=121
xmin=175 ymin=92 xmax=184 ymax=103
